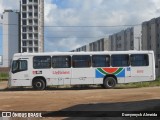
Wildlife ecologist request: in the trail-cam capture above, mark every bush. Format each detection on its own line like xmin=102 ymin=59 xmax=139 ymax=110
xmin=0 ymin=72 xmax=9 ymax=81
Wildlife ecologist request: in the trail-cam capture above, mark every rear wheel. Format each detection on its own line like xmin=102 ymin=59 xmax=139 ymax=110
xmin=33 ymin=79 xmax=46 ymax=90
xmin=103 ymin=77 xmax=116 ymax=89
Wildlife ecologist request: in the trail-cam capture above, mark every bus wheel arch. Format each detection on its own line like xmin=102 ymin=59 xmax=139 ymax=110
xmin=32 ymin=76 xmax=46 ymax=90
xmin=103 ymin=75 xmax=117 ymax=89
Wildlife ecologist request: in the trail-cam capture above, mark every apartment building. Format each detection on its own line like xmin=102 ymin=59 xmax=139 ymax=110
xmin=142 ymin=17 xmax=160 ymax=67
xmin=109 ymin=26 xmax=141 ymax=51
xmin=2 ymin=10 xmax=19 ymax=67
xmin=20 ymin=0 xmax=44 ymax=53
xmin=73 ymin=38 xmax=109 ymax=52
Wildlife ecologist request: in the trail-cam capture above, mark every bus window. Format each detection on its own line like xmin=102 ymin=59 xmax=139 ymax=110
xmin=72 ymin=55 xmax=91 ymax=68
xmin=12 ymin=60 xmax=28 ymax=73
xmin=111 ymin=54 xmax=129 ymax=67
xmin=33 ymin=56 xmax=51 ymax=69
xmin=52 ymin=56 xmax=71 ymax=68
xmin=92 ymin=55 xmax=110 ymax=67
xmin=130 ymin=54 xmax=149 ymax=66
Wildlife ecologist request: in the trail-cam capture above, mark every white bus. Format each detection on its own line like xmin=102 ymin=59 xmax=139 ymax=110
xmin=8 ymin=51 xmax=155 ymax=90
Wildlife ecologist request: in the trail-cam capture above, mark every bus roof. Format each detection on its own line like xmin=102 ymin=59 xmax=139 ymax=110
xmin=13 ymin=50 xmax=154 ymax=57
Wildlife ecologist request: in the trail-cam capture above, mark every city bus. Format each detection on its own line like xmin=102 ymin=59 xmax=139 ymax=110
xmin=8 ymin=51 xmax=155 ymax=90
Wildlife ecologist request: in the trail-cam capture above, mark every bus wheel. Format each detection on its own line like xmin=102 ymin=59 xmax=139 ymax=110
xmin=33 ymin=79 xmax=46 ymax=90
xmin=103 ymin=77 xmax=116 ymax=89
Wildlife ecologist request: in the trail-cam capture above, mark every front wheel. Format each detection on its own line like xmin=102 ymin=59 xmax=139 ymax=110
xmin=103 ymin=77 xmax=116 ymax=89
xmin=33 ymin=79 xmax=46 ymax=90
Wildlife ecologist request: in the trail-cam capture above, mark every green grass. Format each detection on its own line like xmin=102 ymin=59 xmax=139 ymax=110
xmin=116 ymin=78 xmax=160 ymax=89
xmin=0 ymin=72 xmax=9 ymax=81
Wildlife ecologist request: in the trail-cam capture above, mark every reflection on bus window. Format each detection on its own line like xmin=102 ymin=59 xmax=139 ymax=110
xmin=72 ymin=55 xmax=91 ymax=68
xmin=33 ymin=56 xmax=51 ymax=69
xmin=130 ymin=54 xmax=149 ymax=66
xmin=111 ymin=54 xmax=129 ymax=67
xmin=52 ymin=56 xmax=71 ymax=68
xmin=92 ymin=55 xmax=110 ymax=67
xmin=12 ymin=60 xmax=28 ymax=73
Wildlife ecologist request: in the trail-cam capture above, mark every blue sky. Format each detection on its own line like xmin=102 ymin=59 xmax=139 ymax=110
xmin=0 ymin=0 xmax=160 ymax=55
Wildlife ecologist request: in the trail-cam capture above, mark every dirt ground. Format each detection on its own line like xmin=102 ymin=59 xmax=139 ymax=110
xmin=0 ymin=81 xmax=160 ymax=119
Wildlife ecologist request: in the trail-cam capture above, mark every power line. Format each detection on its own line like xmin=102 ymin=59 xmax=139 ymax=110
xmin=0 ymin=23 xmax=141 ymax=27
xmin=44 ymin=24 xmax=141 ymax=27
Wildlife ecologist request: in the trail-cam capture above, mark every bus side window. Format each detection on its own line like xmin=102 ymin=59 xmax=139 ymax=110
xmin=52 ymin=56 xmax=71 ymax=68
xmin=92 ymin=55 xmax=110 ymax=67
xmin=111 ymin=54 xmax=129 ymax=67
xmin=72 ymin=55 xmax=91 ymax=68
xmin=130 ymin=54 xmax=149 ymax=66
xmin=33 ymin=56 xmax=51 ymax=69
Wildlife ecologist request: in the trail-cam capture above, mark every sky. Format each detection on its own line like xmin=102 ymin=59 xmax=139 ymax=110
xmin=0 ymin=0 xmax=160 ymax=54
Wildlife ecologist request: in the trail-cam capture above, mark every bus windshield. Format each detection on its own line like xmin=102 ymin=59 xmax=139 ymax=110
xmin=12 ymin=60 xmax=28 ymax=73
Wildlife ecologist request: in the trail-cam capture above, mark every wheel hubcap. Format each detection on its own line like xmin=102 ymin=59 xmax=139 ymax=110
xmin=36 ymin=82 xmax=42 ymax=88
xmin=107 ymin=79 xmax=114 ymax=87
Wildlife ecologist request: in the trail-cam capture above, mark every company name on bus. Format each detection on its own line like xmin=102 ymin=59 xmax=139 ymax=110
xmin=53 ymin=71 xmax=70 ymax=75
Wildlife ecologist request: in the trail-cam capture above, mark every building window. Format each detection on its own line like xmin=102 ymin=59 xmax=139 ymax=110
xmin=33 ymin=56 xmax=51 ymax=69
xmin=34 ymin=26 xmax=38 ymax=32
xmin=29 ymin=26 xmax=32 ymax=32
xmin=22 ymin=0 xmax=27 ymax=4
xmin=34 ymin=0 xmax=38 ymax=3
xmin=29 ymin=19 xmax=32 ymax=25
xmin=34 ymin=19 xmax=38 ymax=25
xmin=34 ymin=33 xmax=38 ymax=39
xmin=22 ymin=41 xmax=27 ymax=46
xmin=34 ymin=5 xmax=38 ymax=10
xmin=111 ymin=54 xmax=129 ymax=67
xmin=28 ymin=6 xmax=32 ymax=11
xmin=22 ymin=13 xmax=27 ymax=18
xmin=29 ymin=0 xmax=32 ymax=2
xmin=29 ymin=34 xmax=33 ymax=39
xmin=22 ymin=20 xmax=27 ymax=25
xmin=22 ymin=6 xmax=27 ymax=11
xmin=130 ymin=41 xmax=133 ymax=47
xmin=22 ymin=34 xmax=27 ymax=39
xmin=28 ymin=12 xmax=32 ymax=17
xmin=34 ymin=13 xmax=38 ymax=17
xmin=130 ymin=54 xmax=149 ymax=66
xmin=22 ymin=27 xmax=27 ymax=32
xmin=92 ymin=55 xmax=110 ymax=67
xmin=72 ymin=55 xmax=91 ymax=68
xmin=52 ymin=56 xmax=71 ymax=68
xmin=22 ymin=48 xmax=27 ymax=52
xmin=34 ymin=41 xmax=38 ymax=46
xmin=29 ymin=48 xmax=33 ymax=53
xmin=29 ymin=41 xmax=33 ymax=46
xmin=34 ymin=47 xmax=38 ymax=52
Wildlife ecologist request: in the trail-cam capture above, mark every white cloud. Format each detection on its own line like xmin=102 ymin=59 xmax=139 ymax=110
xmin=44 ymin=0 xmax=160 ymax=52
xmin=0 ymin=0 xmax=160 ymax=52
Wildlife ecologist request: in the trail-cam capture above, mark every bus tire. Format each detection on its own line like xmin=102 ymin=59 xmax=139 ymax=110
xmin=33 ymin=79 xmax=46 ymax=90
xmin=103 ymin=77 xmax=116 ymax=89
